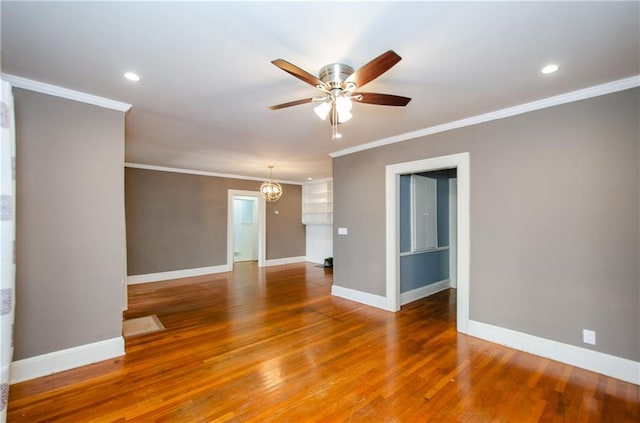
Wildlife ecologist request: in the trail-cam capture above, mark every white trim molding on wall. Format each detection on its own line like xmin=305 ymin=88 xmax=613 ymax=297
xmin=10 ymin=337 xmax=125 ymax=384
xmin=264 ymin=256 xmax=308 ymax=267
xmin=330 ymin=75 xmax=640 ymax=158
xmin=2 ymin=73 xmax=132 ymax=112
xmin=331 ymin=285 xmax=388 ymax=310
xmin=127 ymin=264 xmax=230 ymax=285
xmin=400 ymin=279 xmax=451 ymax=306
xmin=468 ymin=320 xmax=640 ymax=385
xmin=126 ymin=163 xmax=303 ymax=186
xmin=126 ymin=257 xmax=310 ymax=285
xmin=330 ymin=283 xmax=640 ymax=385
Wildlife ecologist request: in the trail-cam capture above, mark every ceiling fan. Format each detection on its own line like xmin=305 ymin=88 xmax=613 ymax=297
xmin=268 ymin=50 xmax=411 ymax=140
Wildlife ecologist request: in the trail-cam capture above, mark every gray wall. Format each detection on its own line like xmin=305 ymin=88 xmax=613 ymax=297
xmin=125 ymin=168 xmax=305 ymax=275
xmin=14 ymin=89 xmax=125 ymax=360
xmin=333 ymin=88 xmax=639 ymax=361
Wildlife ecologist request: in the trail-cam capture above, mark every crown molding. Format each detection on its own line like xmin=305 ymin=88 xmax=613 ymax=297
xmin=303 ymin=177 xmax=333 ymax=185
xmin=2 ymin=73 xmax=132 ymax=112
xmin=124 ymin=162 xmax=303 ymax=185
xmin=330 ymin=75 xmax=640 ymax=158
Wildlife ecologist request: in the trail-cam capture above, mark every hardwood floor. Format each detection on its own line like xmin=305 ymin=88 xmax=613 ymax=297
xmin=8 ymin=262 xmax=639 ymax=422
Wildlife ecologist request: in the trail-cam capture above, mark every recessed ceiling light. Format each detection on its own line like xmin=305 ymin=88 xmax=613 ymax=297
xmin=124 ymin=72 xmax=140 ymax=82
xmin=307 ymin=177 xmax=313 ymax=181
xmin=541 ymin=64 xmax=559 ymax=74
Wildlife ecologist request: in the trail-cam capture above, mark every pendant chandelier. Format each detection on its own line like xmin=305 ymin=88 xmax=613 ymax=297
xmin=260 ymin=166 xmax=283 ymax=202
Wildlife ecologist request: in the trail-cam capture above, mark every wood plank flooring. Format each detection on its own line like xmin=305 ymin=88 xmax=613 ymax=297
xmin=8 ymin=262 xmax=640 ymax=422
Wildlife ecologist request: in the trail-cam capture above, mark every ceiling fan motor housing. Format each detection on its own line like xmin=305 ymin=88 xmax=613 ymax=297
xmin=319 ymin=63 xmax=354 ymax=89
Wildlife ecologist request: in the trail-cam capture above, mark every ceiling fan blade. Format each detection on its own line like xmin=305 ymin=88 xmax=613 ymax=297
xmin=267 ymin=98 xmax=314 ymax=110
xmin=271 ymin=59 xmax=324 ymax=88
xmin=345 ymin=50 xmax=402 ymax=89
xmin=355 ymin=92 xmax=411 ymax=106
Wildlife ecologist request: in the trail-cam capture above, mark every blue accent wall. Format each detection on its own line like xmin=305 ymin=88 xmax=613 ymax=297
xmin=400 ymin=249 xmax=449 ymax=292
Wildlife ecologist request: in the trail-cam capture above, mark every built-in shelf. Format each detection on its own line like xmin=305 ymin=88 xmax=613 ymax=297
xmin=302 ymin=180 xmax=332 ymax=225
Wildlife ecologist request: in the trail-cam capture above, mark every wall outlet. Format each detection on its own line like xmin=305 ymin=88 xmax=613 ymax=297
xmin=583 ymin=329 xmax=596 ymax=345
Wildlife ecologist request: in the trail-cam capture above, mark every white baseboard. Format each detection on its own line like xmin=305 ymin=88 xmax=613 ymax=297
xmin=127 ymin=264 xmax=229 ymax=284
xmin=468 ymin=320 xmax=640 ymax=385
xmin=128 ymin=258 xmax=309 ymax=283
xmin=331 ymin=285 xmax=389 ymax=311
xmin=10 ymin=337 xmax=125 ymax=384
xmin=400 ymin=279 xmax=450 ymax=305
xmin=264 ymin=256 xmax=307 ymax=267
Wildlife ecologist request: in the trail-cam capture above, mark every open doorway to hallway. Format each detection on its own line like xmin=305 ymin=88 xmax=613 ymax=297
xmin=398 ymin=169 xmax=457 ymax=306
xmin=227 ymin=189 xmax=266 ymax=271
xmin=385 ymin=152 xmax=470 ymax=334
xmin=233 ymin=197 xmax=258 ymax=262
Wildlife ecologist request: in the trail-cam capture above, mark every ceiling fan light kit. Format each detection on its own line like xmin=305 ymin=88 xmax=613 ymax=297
xmin=268 ymin=50 xmax=411 ymax=140
xmin=313 ymin=100 xmax=332 ymax=120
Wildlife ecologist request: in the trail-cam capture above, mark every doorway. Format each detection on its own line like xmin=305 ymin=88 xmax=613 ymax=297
xmin=227 ymin=190 xmax=266 ymax=271
xmin=398 ymin=170 xmax=457 ymax=305
xmin=233 ymin=197 xmax=258 ymax=262
xmin=385 ymin=152 xmax=470 ymax=334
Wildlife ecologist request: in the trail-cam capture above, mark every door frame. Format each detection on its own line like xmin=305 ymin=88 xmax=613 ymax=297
xmin=227 ymin=189 xmax=266 ymax=271
xmin=385 ymin=152 xmax=470 ymax=334
xmin=449 ymin=177 xmax=458 ymax=289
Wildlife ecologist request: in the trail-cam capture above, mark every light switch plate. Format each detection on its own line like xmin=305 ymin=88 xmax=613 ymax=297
xmin=583 ymin=329 xmax=596 ymax=345
xmin=338 ymin=227 xmax=348 ymax=235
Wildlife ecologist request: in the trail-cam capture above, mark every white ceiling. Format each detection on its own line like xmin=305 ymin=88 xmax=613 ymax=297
xmin=2 ymin=1 xmax=639 ymax=182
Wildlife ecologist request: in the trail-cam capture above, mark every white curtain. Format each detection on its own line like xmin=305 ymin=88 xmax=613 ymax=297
xmin=0 ymin=80 xmax=16 ymax=422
